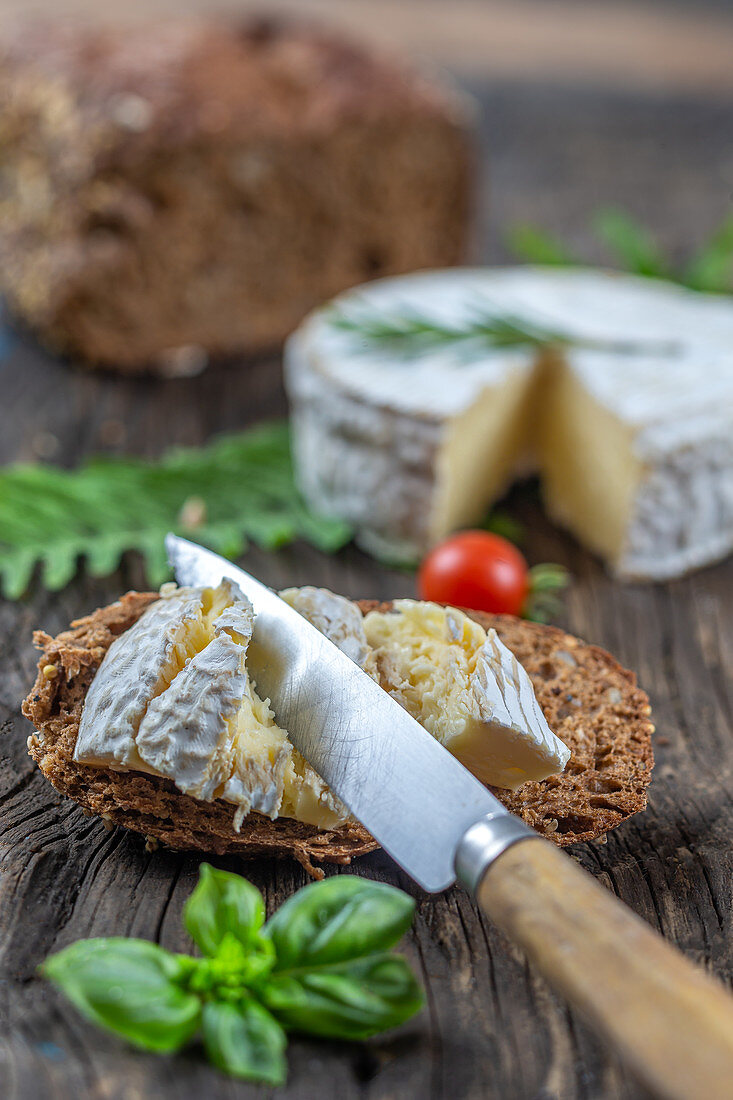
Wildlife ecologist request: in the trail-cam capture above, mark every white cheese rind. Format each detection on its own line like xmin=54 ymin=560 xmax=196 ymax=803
xmin=285 ymin=267 xmax=733 ymax=579
xmin=74 ymin=588 xmax=206 ymax=770
xmin=74 ymin=582 xmax=364 ymax=828
xmin=280 ymin=586 xmax=377 ymax=677
xmin=471 ymin=628 xmax=570 ymax=788
xmin=135 ymin=632 xmax=247 ymax=804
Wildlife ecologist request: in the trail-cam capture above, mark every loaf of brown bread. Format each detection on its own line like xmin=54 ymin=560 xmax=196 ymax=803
xmin=23 ymin=593 xmax=654 ymax=878
xmin=0 ymin=18 xmax=472 ymax=372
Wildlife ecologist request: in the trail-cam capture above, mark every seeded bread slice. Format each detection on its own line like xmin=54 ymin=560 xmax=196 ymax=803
xmin=22 ymin=593 xmax=654 ymax=877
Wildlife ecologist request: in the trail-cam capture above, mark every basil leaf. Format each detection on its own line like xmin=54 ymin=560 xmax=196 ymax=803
xmin=184 ymin=864 xmax=264 ymax=957
xmin=261 ymin=953 xmax=423 ymax=1040
xmin=42 ymin=939 xmax=201 ymax=1052
xmin=265 ymin=877 xmax=415 ymax=971
xmin=202 ymin=998 xmax=287 ymax=1084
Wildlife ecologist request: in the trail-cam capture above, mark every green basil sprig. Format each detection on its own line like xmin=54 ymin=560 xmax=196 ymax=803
xmin=42 ymin=865 xmax=422 ymax=1085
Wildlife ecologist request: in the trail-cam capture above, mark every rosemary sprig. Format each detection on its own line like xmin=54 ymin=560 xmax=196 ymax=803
xmin=330 ymin=299 xmax=678 ymax=359
xmin=332 ymin=303 xmax=566 ymax=351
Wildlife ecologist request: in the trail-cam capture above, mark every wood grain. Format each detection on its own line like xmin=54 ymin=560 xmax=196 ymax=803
xmin=1 ymin=64 xmax=732 ymax=1100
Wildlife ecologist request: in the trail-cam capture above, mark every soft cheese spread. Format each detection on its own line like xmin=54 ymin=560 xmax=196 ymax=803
xmin=363 ymin=600 xmax=570 ymax=789
xmin=75 ymin=582 xmax=569 ymax=827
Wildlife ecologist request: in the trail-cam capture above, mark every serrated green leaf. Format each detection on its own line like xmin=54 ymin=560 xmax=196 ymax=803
xmin=85 ymin=533 xmax=127 ymax=578
xmin=41 ymin=543 xmax=82 ymax=590
xmin=0 ymin=422 xmax=352 ymax=599
xmin=201 ymin=999 xmax=287 ymax=1084
xmin=261 ymin=953 xmax=423 ymax=1040
xmin=0 ymin=548 xmax=37 ymax=600
xmin=184 ymin=865 xmax=265 ymax=957
xmin=265 ymin=877 xmax=415 ymax=973
xmin=42 ymin=939 xmax=201 ymax=1052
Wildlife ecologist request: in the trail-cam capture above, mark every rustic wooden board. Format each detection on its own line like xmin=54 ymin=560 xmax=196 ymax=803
xmin=1 ymin=73 xmax=732 ymax=1100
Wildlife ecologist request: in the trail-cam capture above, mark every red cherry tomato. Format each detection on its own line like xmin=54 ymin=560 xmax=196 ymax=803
xmin=418 ymin=530 xmax=529 ymax=616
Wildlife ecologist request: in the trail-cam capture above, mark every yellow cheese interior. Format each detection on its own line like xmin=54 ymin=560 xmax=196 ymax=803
xmin=364 ymin=599 xmax=486 ymax=738
xmin=153 ymin=583 xmax=241 ymax=695
xmin=429 ymin=351 xmax=640 ymax=569
xmin=431 ymin=362 xmax=538 ymax=540
xmin=540 ymin=361 xmax=641 ymax=564
xmin=363 ymin=600 xmax=535 ymax=787
xmin=225 ymin=683 xmax=345 ymax=830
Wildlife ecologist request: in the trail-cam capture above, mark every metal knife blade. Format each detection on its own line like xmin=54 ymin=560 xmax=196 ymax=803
xmin=166 ymin=534 xmax=509 ymax=891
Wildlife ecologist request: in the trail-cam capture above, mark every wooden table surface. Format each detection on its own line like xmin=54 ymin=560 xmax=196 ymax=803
xmin=2 ymin=15 xmax=733 ymax=1100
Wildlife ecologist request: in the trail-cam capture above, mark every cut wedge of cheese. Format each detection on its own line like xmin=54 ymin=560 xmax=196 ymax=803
xmin=75 ymin=583 xmax=569 ymax=829
xmin=75 ymin=581 xmax=347 ymax=830
xmin=74 ymin=581 xmax=239 ymax=774
xmin=363 ymin=600 xmax=570 ymax=789
xmin=285 ymin=267 xmax=733 ymax=580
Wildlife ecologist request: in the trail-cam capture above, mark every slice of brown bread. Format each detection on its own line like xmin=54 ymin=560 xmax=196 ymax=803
xmin=22 ymin=593 xmax=654 ymax=877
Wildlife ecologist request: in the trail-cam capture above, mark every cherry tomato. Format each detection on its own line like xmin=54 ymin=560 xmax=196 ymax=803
xmin=418 ymin=530 xmax=529 ymax=616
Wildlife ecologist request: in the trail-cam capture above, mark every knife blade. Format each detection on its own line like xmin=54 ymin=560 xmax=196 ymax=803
xmin=165 ymin=534 xmax=527 ymax=891
xmin=165 ymin=536 xmax=733 ymax=1100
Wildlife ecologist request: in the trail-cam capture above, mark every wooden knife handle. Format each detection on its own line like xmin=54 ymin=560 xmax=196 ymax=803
xmin=478 ymin=838 xmax=733 ymax=1100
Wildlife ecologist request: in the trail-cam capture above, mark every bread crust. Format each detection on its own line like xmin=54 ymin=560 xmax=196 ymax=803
xmin=0 ymin=18 xmax=472 ymax=369
xmin=22 ymin=594 xmax=654 ymax=877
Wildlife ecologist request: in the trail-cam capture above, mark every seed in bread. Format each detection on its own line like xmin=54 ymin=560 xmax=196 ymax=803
xmin=22 ymin=594 xmax=653 ymax=876
xmin=0 ymin=17 xmax=472 ymax=371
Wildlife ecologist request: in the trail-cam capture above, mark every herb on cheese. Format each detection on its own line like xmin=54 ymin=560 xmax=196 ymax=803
xmin=42 ymin=865 xmax=422 ymax=1085
xmin=330 ymin=299 xmax=677 ymax=359
xmin=0 ymin=422 xmax=351 ymax=598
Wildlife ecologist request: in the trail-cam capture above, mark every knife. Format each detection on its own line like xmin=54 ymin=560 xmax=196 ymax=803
xmin=167 ymin=534 xmax=733 ymax=1100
